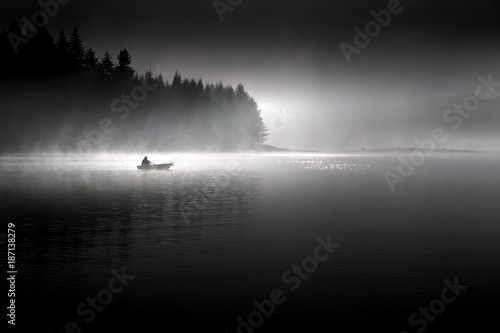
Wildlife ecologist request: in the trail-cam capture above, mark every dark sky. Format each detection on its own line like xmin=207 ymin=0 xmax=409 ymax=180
xmin=2 ymin=0 xmax=500 ymax=150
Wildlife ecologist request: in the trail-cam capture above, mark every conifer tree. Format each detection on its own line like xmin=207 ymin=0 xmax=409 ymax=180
xmin=55 ymin=31 xmax=69 ymax=58
xmin=54 ymin=31 xmax=71 ymax=74
xmin=0 ymin=20 xmax=272 ymax=150
xmin=98 ymin=51 xmax=114 ymax=82
xmin=116 ymin=49 xmax=134 ymax=82
xmin=144 ymin=66 xmax=154 ymax=85
xmin=25 ymin=26 xmax=55 ymax=76
xmin=83 ymin=48 xmax=98 ymax=74
xmin=156 ymin=73 xmax=166 ymax=90
xmin=172 ymin=71 xmax=182 ymax=91
xmin=68 ymin=26 xmax=85 ymax=71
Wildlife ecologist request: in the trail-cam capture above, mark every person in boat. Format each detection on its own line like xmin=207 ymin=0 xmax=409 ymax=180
xmin=141 ymin=156 xmax=153 ymax=167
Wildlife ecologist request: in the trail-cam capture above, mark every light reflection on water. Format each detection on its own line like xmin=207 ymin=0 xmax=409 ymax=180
xmin=1 ymin=153 xmax=500 ymax=332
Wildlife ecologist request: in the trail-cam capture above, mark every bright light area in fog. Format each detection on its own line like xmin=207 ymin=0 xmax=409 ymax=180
xmin=2 ymin=0 xmax=500 ymax=154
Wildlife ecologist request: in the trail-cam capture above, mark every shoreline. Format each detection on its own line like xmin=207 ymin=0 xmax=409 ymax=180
xmin=2 ymin=146 xmax=497 ymax=157
xmin=351 ymin=148 xmax=480 ymax=154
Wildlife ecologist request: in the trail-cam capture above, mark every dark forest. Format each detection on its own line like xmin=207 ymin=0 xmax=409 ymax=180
xmin=0 ymin=22 xmax=269 ymax=153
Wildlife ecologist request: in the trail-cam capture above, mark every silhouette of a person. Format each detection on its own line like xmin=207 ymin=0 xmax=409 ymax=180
xmin=141 ymin=156 xmax=152 ymax=167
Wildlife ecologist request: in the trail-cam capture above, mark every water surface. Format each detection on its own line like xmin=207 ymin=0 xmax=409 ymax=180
xmin=1 ymin=153 xmax=499 ymax=332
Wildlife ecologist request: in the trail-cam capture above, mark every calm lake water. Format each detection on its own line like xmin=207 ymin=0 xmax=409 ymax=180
xmin=1 ymin=152 xmax=499 ymax=332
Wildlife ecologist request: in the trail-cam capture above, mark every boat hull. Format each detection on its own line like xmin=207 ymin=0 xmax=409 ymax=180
xmin=137 ymin=163 xmax=174 ymax=170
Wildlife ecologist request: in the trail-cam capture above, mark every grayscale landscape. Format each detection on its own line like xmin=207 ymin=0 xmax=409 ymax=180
xmin=1 ymin=1 xmax=499 ymax=332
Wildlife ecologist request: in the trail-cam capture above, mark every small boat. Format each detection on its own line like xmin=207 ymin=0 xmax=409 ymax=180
xmin=137 ymin=163 xmax=174 ymax=170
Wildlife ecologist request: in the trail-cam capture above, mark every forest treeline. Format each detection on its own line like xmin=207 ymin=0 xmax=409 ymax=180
xmin=0 ymin=21 xmax=269 ymax=152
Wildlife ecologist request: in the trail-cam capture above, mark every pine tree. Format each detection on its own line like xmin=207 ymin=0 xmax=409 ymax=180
xmin=6 ymin=19 xmax=27 ymax=76
xmin=195 ymin=78 xmax=205 ymax=100
xmin=83 ymin=48 xmax=98 ymax=74
xmin=205 ymin=83 xmax=215 ymax=99
xmin=235 ymin=84 xmax=247 ymax=101
xmin=0 ymin=22 xmax=20 ymax=76
xmin=68 ymin=26 xmax=84 ymax=71
xmin=55 ymin=30 xmax=70 ymax=74
xmin=98 ymin=51 xmax=114 ymax=82
xmin=0 ymin=28 xmax=6 ymax=60
xmin=25 ymin=26 xmax=55 ymax=76
xmin=156 ymin=73 xmax=166 ymax=90
xmin=55 ymin=31 xmax=68 ymax=57
xmin=0 ymin=29 xmax=8 ymax=77
xmin=116 ymin=49 xmax=134 ymax=82
xmin=133 ymin=72 xmax=140 ymax=83
xmin=181 ymin=78 xmax=190 ymax=93
xmin=224 ymin=84 xmax=235 ymax=105
xmin=214 ymin=81 xmax=224 ymax=104
xmin=144 ymin=66 xmax=154 ymax=86
xmin=172 ymin=71 xmax=182 ymax=91
xmin=234 ymin=83 xmax=269 ymax=145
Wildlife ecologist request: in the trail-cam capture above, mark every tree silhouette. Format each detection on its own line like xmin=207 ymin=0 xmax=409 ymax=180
xmin=69 ymin=26 xmax=84 ymax=71
xmin=55 ymin=31 xmax=70 ymax=74
xmin=1 ymin=19 xmax=24 ymax=76
xmin=0 ymin=25 xmax=13 ymax=76
xmin=195 ymin=78 xmax=205 ymax=101
xmin=172 ymin=71 xmax=182 ymax=91
xmin=144 ymin=66 xmax=155 ymax=88
xmin=0 ymin=23 xmax=271 ymax=151
xmin=83 ymin=48 xmax=98 ymax=75
xmin=27 ymin=27 xmax=56 ymax=76
xmin=156 ymin=73 xmax=166 ymax=91
xmin=98 ymin=51 xmax=114 ymax=82
xmin=116 ymin=49 xmax=135 ymax=83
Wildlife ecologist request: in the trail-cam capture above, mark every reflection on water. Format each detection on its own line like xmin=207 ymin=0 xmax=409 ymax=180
xmin=1 ymin=153 xmax=500 ymax=332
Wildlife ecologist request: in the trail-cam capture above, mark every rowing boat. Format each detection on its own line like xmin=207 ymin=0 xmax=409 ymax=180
xmin=137 ymin=163 xmax=174 ymax=170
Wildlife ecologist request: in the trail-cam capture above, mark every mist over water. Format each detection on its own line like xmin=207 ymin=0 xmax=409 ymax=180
xmin=2 ymin=152 xmax=499 ymax=331
xmin=3 ymin=1 xmax=500 ymax=153
xmin=2 ymin=0 xmax=500 ymax=331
